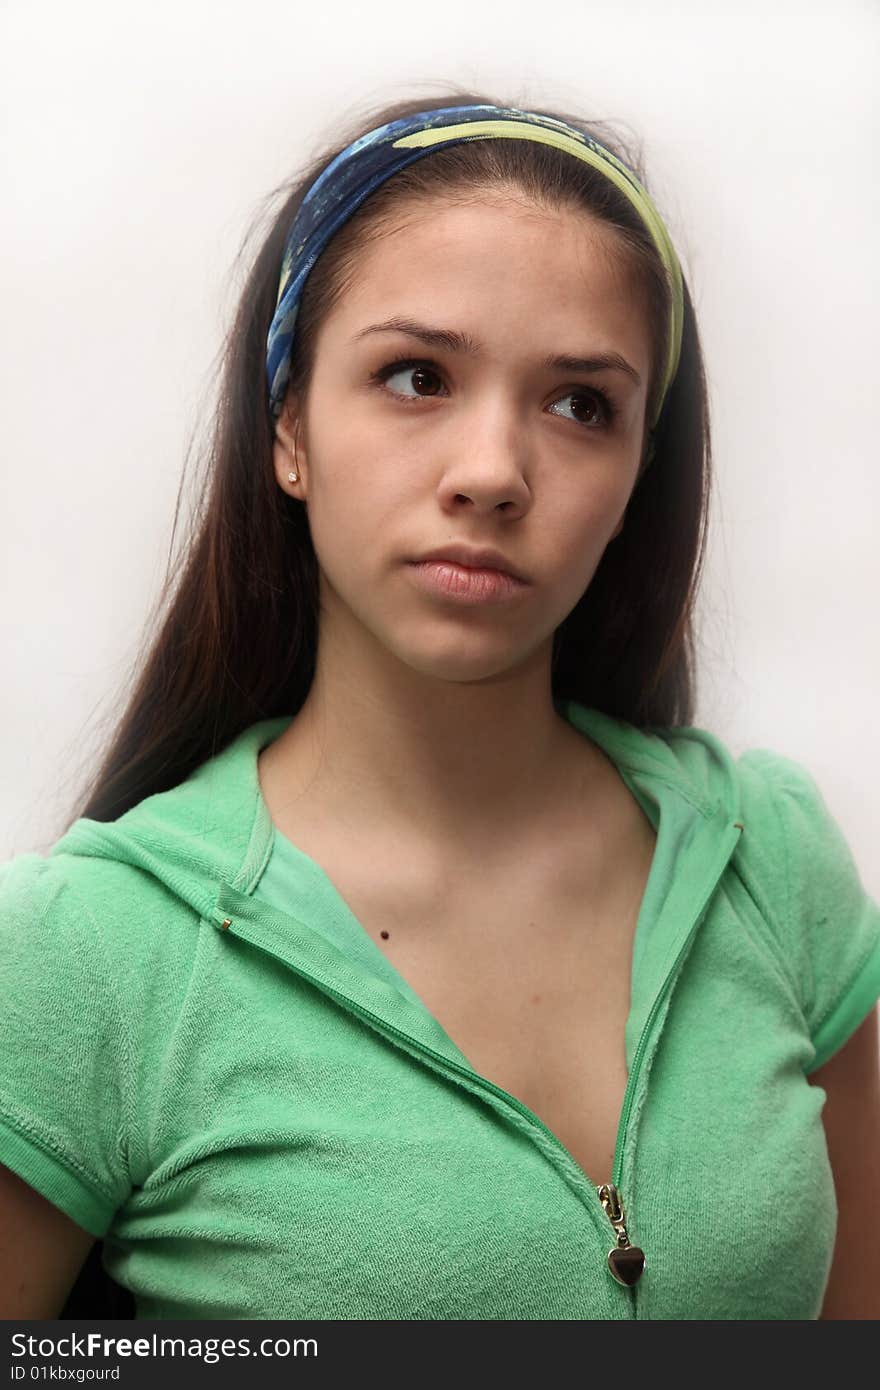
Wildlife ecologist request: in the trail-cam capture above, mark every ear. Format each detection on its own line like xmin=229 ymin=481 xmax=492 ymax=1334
xmin=272 ymin=395 xmax=308 ymax=500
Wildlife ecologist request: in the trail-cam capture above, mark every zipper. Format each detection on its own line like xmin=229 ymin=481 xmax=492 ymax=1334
xmin=595 ymin=816 xmax=745 ymax=1286
xmin=213 ymin=816 xmax=742 ymax=1291
xmin=597 ymin=1181 xmax=645 ymax=1286
xmin=593 ymin=917 xmax=697 ymax=1289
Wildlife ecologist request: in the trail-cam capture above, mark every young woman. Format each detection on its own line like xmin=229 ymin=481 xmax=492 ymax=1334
xmin=1 ymin=91 xmax=878 ymax=1322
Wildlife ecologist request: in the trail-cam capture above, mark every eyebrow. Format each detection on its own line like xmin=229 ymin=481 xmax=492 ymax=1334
xmin=352 ymin=315 xmax=642 ymax=387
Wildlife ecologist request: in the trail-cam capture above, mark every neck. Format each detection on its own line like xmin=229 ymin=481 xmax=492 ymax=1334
xmin=258 ymin=615 xmax=604 ymax=861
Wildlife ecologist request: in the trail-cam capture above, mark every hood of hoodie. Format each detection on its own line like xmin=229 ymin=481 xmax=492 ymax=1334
xmin=49 ymin=697 xmax=744 ymax=943
xmin=45 ymin=697 xmax=751 ymax=1172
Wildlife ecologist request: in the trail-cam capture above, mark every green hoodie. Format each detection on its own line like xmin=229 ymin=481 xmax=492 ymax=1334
xmin=1 ymin=699 xmax=878 ymax=1320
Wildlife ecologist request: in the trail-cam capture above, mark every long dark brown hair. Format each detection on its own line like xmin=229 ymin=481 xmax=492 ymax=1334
xmin=56 ymin=83 xmax=712 ymax=1318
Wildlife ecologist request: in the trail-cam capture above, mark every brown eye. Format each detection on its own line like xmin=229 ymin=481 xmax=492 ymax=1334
xmin=570 ymin=393 xmax=601 ymax=426
xmin=379 ymin=361 xmax=446 ymax=400
xmin=548 ymin=389 xmax=615 ymax=430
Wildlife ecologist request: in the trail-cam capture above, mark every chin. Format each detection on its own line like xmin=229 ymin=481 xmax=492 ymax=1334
xmin=383 ymin=627 xmax=548 ymax=687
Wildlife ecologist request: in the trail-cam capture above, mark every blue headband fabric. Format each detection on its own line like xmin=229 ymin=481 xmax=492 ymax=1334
xmin=266 ymin=103 xmax=684 ymax=434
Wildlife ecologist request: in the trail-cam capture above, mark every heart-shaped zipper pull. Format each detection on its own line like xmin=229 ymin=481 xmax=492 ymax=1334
xmin=597 ymin=1182 xmax=646 ymax=1286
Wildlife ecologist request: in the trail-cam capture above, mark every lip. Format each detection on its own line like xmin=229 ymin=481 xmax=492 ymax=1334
xmin=406 ymin=558 xmax=528 ymax=605
xmin=410 ymin=545 xmax=527 ymax=581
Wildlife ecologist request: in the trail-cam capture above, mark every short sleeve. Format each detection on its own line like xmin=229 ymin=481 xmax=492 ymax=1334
xmin=0 ymin=853 xmax=133 ymax=1236
xmin=738 ymin=749 xmax=880 ymax=1073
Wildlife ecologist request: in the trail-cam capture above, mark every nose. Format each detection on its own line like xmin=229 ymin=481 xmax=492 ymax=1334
xmin=436 ymin=404 xmax=532 ymax=516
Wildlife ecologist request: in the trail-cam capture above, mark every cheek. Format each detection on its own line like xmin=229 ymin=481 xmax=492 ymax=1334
xmin=304 ymin=460 xmax=411 ymax=584
xmin=547 ymin=481 xmax=626 ymax=555
xmin=541 ymin=487 xmax=630 ymax=604
xmin=305 ymin=410 xmax=424 ymax=541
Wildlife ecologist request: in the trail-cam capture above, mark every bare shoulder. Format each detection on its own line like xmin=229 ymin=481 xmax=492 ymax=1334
xmin=807 ymin=1004 xmax=880 ymax=1318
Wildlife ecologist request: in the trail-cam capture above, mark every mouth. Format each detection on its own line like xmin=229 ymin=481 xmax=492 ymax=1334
xmin=410 ymin=545 xmax=527 ymax=582
xmin=405 ymin=558 xmax=528 ymax=606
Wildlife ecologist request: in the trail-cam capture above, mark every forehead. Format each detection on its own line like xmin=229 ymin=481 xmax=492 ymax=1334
xmin=322 ymin=195 xmax=648 ymax=357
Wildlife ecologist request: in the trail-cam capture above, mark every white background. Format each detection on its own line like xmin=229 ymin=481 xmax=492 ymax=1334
xmin=2 ymin=0 xmax=878 ymax=901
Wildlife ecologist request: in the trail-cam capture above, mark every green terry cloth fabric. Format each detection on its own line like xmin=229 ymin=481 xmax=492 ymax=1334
xmin=1 ymin=699 xmax=878 ymax=1319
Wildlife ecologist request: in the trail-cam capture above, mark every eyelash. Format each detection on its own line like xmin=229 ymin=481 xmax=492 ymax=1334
xmin=368 ymin=356 xmax=619 ymax=430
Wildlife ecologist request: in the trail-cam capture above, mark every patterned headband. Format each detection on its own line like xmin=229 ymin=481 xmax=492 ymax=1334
xmin=266 ymin=103 xmax=684 ymax=437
